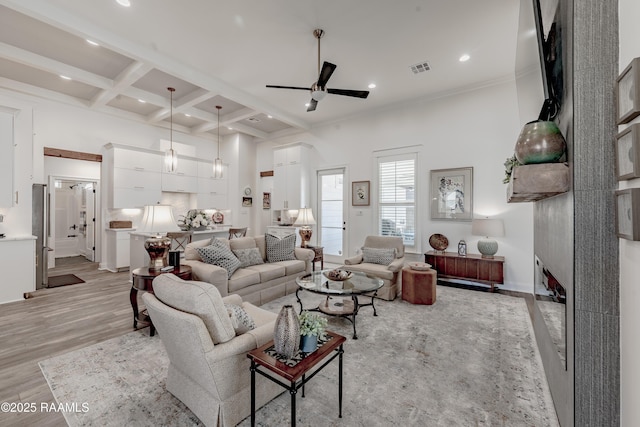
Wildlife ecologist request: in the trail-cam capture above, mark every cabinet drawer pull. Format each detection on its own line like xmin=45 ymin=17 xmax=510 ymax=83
xmin=134 ymin=167 xmax=145 ymax=171
xmin=133 ymin=186 xmax=145 ymax=190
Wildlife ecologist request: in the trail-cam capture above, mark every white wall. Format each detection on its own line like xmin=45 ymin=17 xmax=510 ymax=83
xmin=618 ymin=0 xmax=640 ymax=423
xmin=258 ymin=79 xmax=535 ymax=292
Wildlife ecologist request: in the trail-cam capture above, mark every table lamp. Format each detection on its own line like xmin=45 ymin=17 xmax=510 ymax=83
xmin=471 ymin=218 xmax=504 ymax=258
xmin=138 ymin=204 xmax=181 ymax=270
xmin=294 ymin=207 xmax=316 ymax=248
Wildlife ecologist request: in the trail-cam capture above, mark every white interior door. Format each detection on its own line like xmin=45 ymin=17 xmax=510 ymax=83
xmin=84 ymin=183 xmax=96 ymax=261
xmin=317 ymin=168 xmax=346 ymax=264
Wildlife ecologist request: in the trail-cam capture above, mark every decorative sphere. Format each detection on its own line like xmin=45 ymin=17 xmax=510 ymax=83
xmin=514 ymin=120 xmax=566 ymax=164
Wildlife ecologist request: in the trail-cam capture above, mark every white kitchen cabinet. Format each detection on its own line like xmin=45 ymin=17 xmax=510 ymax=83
xmin=0 ymin=236 xmax=36 ymax=303
xmin=272 ymin=144 xmax=310 ymax=211
xmin=105 ymin=228 xmax=133 ymax=272
xmin=196 ymin=160 xmax=228 ymax=209
xmin=162 ymin=157 xmax=198 ymax=192
xmin=0 ymin=111 xmax=14 ymax=207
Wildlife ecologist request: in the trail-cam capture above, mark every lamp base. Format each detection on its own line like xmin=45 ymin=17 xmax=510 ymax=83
xmin=477 ymin=238 xmax=498 ymax=258
xmin=299 ymin=227 xmax=312 ymax=248
xmin=145 ymin=235 xmax=172 ymax=270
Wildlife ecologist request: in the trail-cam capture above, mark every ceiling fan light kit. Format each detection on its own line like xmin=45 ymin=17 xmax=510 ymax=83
xmin=266 ymin=28 xmax=369 ymax=112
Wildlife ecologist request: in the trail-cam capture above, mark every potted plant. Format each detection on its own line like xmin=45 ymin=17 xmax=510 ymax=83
xmin=299 ymin=310 xmax=328 ymax=353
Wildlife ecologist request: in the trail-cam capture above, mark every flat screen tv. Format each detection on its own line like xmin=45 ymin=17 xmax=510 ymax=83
xmin=533 ymin=0 xmax=563 ymax=120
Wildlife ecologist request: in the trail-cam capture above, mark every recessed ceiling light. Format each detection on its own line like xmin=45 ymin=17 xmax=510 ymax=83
xmin=305 ymin=103 xmax=310 ymax=107
xmin=459 ymin=54 xmax=470 ymax=62
xmin=59 ymin=75 xmax=71 ymax=80
xmin=184 ymin=113 xmax=191 ymax=117
xmin=116 ymin=0 xmax=131 ymax=7
xmin=227 ymin=127 xmax=233 ymax=130
xmin=368 ymin=83 xmax=376 ymax=89
xmin=267 ymin=115 xmax=273 ymax=119
xmin=137 ymin=99 xmax=145 ymax=103
xmin=86 ymin=39 xmax=99 ymax=46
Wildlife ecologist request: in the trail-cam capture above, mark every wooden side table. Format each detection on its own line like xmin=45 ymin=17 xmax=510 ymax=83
xmin=305 ymin=245 xmax=324 ymax=271
xmin=402 ymin=267 xmax=437 ymax=305
xmin=130 ymin=265 xmax=192 ymax=336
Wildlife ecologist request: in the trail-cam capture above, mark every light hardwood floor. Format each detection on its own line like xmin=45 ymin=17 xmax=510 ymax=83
xmin=0 ymin=258 xmax=134 ymax=426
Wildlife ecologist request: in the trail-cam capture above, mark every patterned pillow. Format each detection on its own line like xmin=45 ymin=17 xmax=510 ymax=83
xmin=362 ymin=246 xmax=396 ymax=265
xmin=265 ymin=233 xmax=296 ymax=262
xmin=232 ymin=247 xmax=264 ymax=268
xmin=224 ymin=303 xmax=256 ymax=335
xmin=197 ymin=239 xmax=241 ymax=279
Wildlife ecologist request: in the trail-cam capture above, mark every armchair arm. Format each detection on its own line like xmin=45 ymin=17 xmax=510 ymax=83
xmin=387 ymin=257 xmax=405 ymax=273
xmin=222 ymin=294 xmax=243 ymax=306
xmin=344 ymin=254 xmax=363 ymax=265
xmin=181 ymin=260 xmax=229 ymax=297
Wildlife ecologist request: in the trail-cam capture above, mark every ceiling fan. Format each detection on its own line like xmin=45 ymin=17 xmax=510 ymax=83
xmin=266 ymin=29 xmax=369 ymax=112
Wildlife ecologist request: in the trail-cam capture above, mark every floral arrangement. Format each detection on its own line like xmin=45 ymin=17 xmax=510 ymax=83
xmin=178 ymin=209 xmax=211 ymax=230
xmin=299 ymin=311 xmax=328 ymax=337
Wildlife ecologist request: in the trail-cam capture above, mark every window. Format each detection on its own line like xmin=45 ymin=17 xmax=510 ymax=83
xmin=377 ymin=153 xmax=416 ymax=249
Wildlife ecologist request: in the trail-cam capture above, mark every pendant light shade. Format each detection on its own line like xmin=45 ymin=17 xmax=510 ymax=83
xmin=213 ymin=105 xmax=224 ymax=179
xmin=164 ymin=87 xmax=178 ymax=173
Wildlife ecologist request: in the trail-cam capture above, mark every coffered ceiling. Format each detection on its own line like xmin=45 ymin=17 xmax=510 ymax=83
xmin=0 ymin=0 xmax=521 ymax=142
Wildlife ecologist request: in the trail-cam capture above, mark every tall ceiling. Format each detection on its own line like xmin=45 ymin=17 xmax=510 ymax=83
xmin=0 ymin=0 xmax=521 ymax=141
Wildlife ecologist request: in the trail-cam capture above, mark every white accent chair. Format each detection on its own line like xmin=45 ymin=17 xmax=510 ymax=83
xmin=142 ymin=273 xmax=282 ymax=426
xmin=343 ymin=235 xmax=405 ymax=300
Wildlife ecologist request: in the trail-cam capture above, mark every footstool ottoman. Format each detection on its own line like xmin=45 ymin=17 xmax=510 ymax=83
xmin=402 ymin=266 xmax=436 ymax=305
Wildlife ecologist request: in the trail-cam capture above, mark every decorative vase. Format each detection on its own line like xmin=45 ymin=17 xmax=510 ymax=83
xmin=300 ymin=334 xmax=318 ymax=353
xmin=514 ymin=120 xmax=567 ymax=164
xmin=273 ymin=305 xmax=300 ymax=359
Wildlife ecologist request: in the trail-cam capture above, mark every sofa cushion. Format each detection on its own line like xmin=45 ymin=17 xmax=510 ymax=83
xmin=363 ymin=235 xmax=405 ymax=258
xmin=229 ymin=236 xmax=258 ymax=251
xmin=233 ymin=247 xmax=264 ymax=268
xmin=197 ymin=239 xmax=242 ymax=279
xmin=224 ymin=303 xmax=256 ymax=335
xmin=342 ymin=263 xmax=395 ymax=280
xmin=273 ymin=259 xmax=306 ymax=276
xmin=152 ymin=273 xmax=235 ymax=344
xmin=362 ymin=246 xmax=396 ymax=265
xmin=265 ymin=233 xmax=296 ymax=262
xmin=184 ymin=238 xmax=212 ymax=261
xmin=246 ymin=263 xmax=286 ymax=282
xmin=228 ymin=268 xmax=261 ymax=292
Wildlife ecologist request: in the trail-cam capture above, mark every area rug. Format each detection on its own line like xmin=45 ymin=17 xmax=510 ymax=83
xmin=47 ymin=273 xmax=85 ymax=288
xmin=39 ymin=286 xmax=558 ymax=426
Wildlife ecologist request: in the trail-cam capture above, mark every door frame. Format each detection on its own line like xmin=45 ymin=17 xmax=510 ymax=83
xmin=316 ymin=167 xmax=348 ymax=264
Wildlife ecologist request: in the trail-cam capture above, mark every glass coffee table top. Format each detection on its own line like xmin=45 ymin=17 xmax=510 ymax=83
xmin=296 ymin=270 xmax=383 ymax=295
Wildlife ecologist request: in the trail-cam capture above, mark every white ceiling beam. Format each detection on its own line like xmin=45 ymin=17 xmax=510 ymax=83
xmin=91 ymin=61 xmax=153 ymax=107
xmin=0 ymin=76 xmax=89 ymax=108
xmin=174 ymin=88 xmax=216 ymax=109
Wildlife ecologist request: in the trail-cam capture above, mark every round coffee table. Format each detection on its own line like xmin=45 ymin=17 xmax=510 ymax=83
xmin=295 ymin=270 xmax=383 ymax=339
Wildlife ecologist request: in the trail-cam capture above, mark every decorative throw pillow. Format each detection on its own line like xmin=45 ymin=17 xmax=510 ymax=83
xmin=265 ymin=233 xmax=296 ymax=263
xmin=197 ymin=239 xmax=241 ymax=279
xmin=232 ymin=247 xmax=264 ymax=268
xmin=362 ymin=247 xmax=396 ymax=265
xmin=224 ymin=303 xmax=256 ymax=335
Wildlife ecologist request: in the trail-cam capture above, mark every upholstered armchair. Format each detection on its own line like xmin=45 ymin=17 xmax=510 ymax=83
xmin=142 ymin=273 xmax=282 ymax=427
xmin=343 ymin=235 xmax=405 ymax=300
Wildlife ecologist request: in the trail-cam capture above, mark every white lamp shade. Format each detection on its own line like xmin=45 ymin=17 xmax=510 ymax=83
xmin=471 ymin=218 xmax=505 ymax=238
xmin=138 ymin=205 xmax=181 ymax=234
xmin=294 ymin=208 xmax=316 ymax=226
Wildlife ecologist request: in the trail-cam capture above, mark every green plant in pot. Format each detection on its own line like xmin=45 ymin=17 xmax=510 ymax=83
xmin=299 ymin=311 xmax=328 ymax=353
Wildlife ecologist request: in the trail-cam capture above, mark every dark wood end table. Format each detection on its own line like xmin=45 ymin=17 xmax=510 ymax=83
xmin=130 ymin=265 xmax=192 ymax=336
xmin=305 ymin=245 xmax=324 ymax=271
xmin=247 ymin=330 xmax=346 ymax=427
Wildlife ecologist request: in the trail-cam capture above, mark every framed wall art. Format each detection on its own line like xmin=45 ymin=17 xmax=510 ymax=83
xmin=615 ymin=124 xmax=640 ymax=180
xmin=616 ymin=57 xmax=640 ymax=125
xmin=615 ymin=188 xmax=640 ymax=240
xmin=263 ymin=192 xmax=271 ymax=209
xmin=430 ymin=167 xmax=473 ymax=221
xmin=352 ymin=181 xmax=370 ymax=206
xmin=242 ymin=197 xmax=252 ymax=207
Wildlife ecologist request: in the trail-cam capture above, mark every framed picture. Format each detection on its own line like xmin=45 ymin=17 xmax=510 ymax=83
xmin=242 ymin=197 xmax=252 ymax=207
xmin=615 ymin=188 xmax=640 ymax=240
xmin=615 ymin=124 xmax=640 ymax=180
xmin=616 ymin=57 xmax=640 ymax=125
xmin=430 ymin=167 xmax=473 ymax=221
xmin=352 ymin=181 xmax=370 ymax=206
xmin=263 ymin=192 xmax=271 ymax=209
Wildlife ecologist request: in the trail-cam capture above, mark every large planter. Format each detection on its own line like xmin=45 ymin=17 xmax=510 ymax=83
xmin=514 ymin=120 xmax=566 ymax=164
xmin=273 ymin=305 xmax=300 ymax=359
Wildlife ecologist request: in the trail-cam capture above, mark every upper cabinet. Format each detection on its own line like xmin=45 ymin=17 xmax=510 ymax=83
xmin=104 ymin=144 xmax=162 ymax=209
xmin=161 ymin=157 xmax=198 ymax=193
xmin=196 ymin=160 xmax=228 ymax=209
xmin=272 ymin=143 xmax=311 ymax=210
xmin=0 ymin=111 xmax=14 ymax=207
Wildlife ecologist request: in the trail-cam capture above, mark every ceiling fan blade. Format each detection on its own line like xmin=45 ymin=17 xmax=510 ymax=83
xmin=327 ymin=88 xmax=370 ymax=99
xmin=266 ymin=85 xmax=310 ymax=91
xmin=307 ymin=99 xmax=318 ymax=112
xmin=317 ymin=62 xmax=337 ymax=88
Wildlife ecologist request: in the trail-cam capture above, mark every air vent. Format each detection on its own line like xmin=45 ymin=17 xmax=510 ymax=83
xmin=247 ymin=117 xmax=261 ymax=123
xmin=410 ymin=61 xmax=431 ymax=74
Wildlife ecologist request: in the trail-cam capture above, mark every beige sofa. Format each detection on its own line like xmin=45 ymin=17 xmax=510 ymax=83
xmin=142 ymin=274 xmax=283 ymax=426
xmin=343 ymin=235 xmax=405 ymax=300
xmin=182 ymin=235 xmax=314 ymax=306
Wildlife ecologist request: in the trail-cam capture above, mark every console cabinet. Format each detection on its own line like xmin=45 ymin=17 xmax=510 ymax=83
xmin=424 ymin=251 xmax=504 ymax=291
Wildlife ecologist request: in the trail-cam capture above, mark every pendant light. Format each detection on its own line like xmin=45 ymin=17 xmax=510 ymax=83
xmin=164 ymin=87 xmax=178 ymax=173
xmin=213 ymin=105 xmax=224 ymax=179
